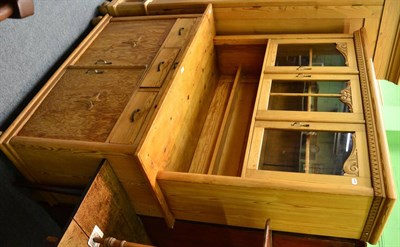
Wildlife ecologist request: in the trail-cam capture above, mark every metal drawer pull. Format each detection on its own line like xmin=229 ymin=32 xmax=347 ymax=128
xmin=130 ymin=109 xmax=141 ymax=122
xmin=95 ymin=59 xmax=112 ymax=65
xmin=86 ymin=69 xmax=105 ymax=74
xmin=296 ymin=74 xmax=311 ymax=78
xmin=291 ymin=122 xmax=310 ymax=127
xmin=297 ymin=66 xmax=311 ymax=70
xmin=173 ymin=61 xmax=179 ymax=69
xmin=178 ymin=27 xmax=185 ymax=35
xmin=157 ymin=61 xmax=165 ymax=72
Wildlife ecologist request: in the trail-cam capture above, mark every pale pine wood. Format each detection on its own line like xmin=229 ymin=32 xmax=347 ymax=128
xmin=213 ymin=82 xmax=258 ymax=176
xmin=189 ymin=76 xmax=233 ymax=174
xmin=110 ymin=14 xmax=203 ymax=21
xmin=136 ymin=4 xmax=216 ymax=227
xmin=137 ymin=4 xmax=216 ymax=176
xmin=208 ymin=67 xmax=241 ymax=174
xmin=387 ymin=22 xmax=400 ymax=84
xmin=214 ymin=34 xmax=355 ymax=46
xmin=109 ymin=91 xmax=157 ymax=144
xmin=19 ymin=68 xmax=145 ymax=142
xmin=359 ymin=28 xmax=397 ymax=244
xmin=140 ymin=48 xmax=180 ymax=87
xmin=216 ymin=18 xmax=364 ymax=35
xmin=106 ymin=155 xmax=164 ymax=218
xmin=164 ymin=18 xmax=197 ymax=47
xmin=10 ymin=142 xmax=103 ymax=186
xmin=216 ymin=44 xmax=265 ymax=75
xmin=256 ymin=111 xmax=365 ymax=124
xmin=363 ymin=17 xmax=381 ymax=57
xmin=264 ymin=38 xmax=358 ymax=74
xmin=213 ymin=6 xmax=382 ymax=20
xmin=157 ymin=171 xmax=373 ymax=239
xmin=372 ymin=0 xmax=400 ymax=79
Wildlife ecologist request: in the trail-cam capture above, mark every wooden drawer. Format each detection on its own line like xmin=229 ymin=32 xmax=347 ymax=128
xmin=140 ymin=48 xmax=180 ymax=88
xmin=109 ymin=91 xmax=158 ymax=144
xmin=164 ymin=18 xmax=197 ymax=48
xmin=19 ymin=68 xmax=145 ymax=142
xmin=75 ymin=20 xmax=175 ymax=66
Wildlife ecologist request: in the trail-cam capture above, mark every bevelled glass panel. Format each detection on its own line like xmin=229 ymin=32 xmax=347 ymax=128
xmin=259 ymin=129 xmax=354 ymax=175
xmin=275 ymin=44 xmax=346 ymax=67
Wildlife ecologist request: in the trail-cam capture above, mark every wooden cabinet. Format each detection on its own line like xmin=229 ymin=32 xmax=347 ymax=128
xmin=0 ymin=5 xmax=395 ymax=245
xmin=0 ymin=14 xmax=202 ymax=222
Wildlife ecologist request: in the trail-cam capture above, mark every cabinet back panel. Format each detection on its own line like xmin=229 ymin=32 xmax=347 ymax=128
xmin=216 ymin=45 xmax=265 ymax=75
xmin=19 ymin=69 xmax=145 ymax=142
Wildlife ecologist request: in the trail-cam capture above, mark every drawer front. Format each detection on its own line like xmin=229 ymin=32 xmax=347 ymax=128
xmin=164 ymin=18 xmax=197 ymax=48
xmin=140 ymin=48 xmax=180 ymax=88
xmin=19 ymin=68 xmax=145 ymax=142
xmin=75 ymin=20 xmax=175 ymax=66
xmin=109 ymin=91 xmax=158 ymax=144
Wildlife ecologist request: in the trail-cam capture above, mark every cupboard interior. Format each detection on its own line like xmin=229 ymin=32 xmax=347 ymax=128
xmin=160 ymin=43 xmax=265 ymax=176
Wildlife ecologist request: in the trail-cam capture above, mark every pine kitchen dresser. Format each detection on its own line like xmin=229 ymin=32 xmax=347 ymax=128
xmin=0 ymin=4 xmax=395 ymax=245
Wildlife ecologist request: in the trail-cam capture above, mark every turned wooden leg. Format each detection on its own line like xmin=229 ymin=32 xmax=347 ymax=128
xmin=0 ymin=0 xmax=34 ymax=22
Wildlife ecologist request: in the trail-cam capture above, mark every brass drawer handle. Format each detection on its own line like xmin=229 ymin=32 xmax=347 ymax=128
xmin=178 ymin=27 xmax=185 ymax=36
xmin=297 ymin=66 xmax=311 ymax=70
xmin=291 ymin=122 xmax=310 ymax=127
xmin=296 ymin=74 xmax=311 ymax=78
xmin=86 ymin=69 xmax=105 ymax=74
xmin=95 ymin=59 xmax=112 ymax=65
xmin=157 ymin=61 xmax=165 ymax=72
xmin=130 ymin=109 xmax=141 ymax=122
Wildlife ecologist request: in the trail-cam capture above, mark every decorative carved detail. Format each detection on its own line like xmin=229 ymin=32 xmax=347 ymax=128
xmin=336 ymin=42 xmax=349 ymax=66
xmin=361 ymin=197 xmax=383 ymax=242
xmin=343 ymin=134 xmax=358 ymax=176
xmin=354 ymin=31 xmax=382 ymax=196
xmin=339 ymin=81 xmax=353 ymax=112
xmin=354 ymin=31 xmax=384 ymax=242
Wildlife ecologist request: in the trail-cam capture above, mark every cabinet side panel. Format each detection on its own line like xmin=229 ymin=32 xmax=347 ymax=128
xmin=11 ymin=143 xmax=102 ymax=186
xmin=157 ymin=172 xmax=373 ymax=239
xmin=107 ymin=155 xmax=164 ymax=218
xmin=138 ymin=7 xmax=217 ymax=178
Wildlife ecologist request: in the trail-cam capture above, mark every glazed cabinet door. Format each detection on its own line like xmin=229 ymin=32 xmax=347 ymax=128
xmin=256 ymin=74 xmax=364 ymax=123
xmin=245 ymin=121 xmax=371 ymax=187
xmin=19 ymin=68 xmax=145 ymax=142
xmin=264 ymin=38 xmax=358 ymax=74
xmin=74 ymin=19 xmax=175 ymax=66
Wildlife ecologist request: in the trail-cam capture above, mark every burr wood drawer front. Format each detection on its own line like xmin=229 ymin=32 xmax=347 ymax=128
xmin=19 ymin=68 xmax=145 ymax=142
xmin=74 ymin=19 xmax=175 ymax=66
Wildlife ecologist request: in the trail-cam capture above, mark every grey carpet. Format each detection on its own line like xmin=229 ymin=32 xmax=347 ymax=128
xmin=0 ymin=0 xmax=104 ymax=245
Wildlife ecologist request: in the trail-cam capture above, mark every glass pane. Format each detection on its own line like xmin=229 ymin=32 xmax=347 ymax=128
xmin=259 ymin=130 xmax=302 ymax=172
xmin=270 ymin=81 xmax=306 ymax=93
xmin=268 ymin=80 xmax=351 ymax=112
xmin=275 ymin=44 xmax=346 ymax=67
xmin=275 ymin=44 xmax=310 ymax=66
xmin=259 ymin=129 xmax=354 ymax=175
xmin=268 ymin=96 xmax=307 ymax=111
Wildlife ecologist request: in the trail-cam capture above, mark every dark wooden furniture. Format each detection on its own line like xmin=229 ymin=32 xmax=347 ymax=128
xmin=0 ymin=0 xmax=34 ymax=21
